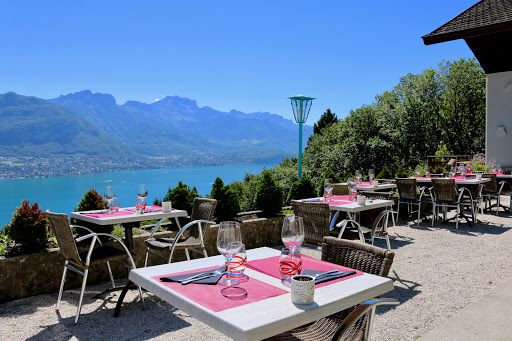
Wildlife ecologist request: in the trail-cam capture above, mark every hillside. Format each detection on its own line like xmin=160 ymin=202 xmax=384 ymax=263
xmin=50 ymin=90 xmax=312 ymax=160
xmin=0 ymin=92 xmax=134 ymax=158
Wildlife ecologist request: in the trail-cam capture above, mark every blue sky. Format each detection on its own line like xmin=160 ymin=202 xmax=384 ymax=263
xmin=0 ymin=0 xmax=479 ymax=123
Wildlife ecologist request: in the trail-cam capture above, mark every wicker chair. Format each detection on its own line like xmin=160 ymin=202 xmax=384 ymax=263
xmin=265 ymin=237 xmax=397 ymax=341
xmin=337 ymin=209 xmax=394 ymax=250
xmin=332 ymin=183 xmax=349 ymax=195
xmin=144 ymin=198 xmax=217 ymax=265
xmin=395 ymin=178 xmax=432 ymax=226
xmin=45 ymin=211 xmax=144 ymax=324
xmin=430 ymin=178 xmax=474 ymax=229
xmin=481 ymin=173 xmax=512 ymax=214
xmin=462 ymin=183 xmax=484 ymax=222
xmin=291 ymin=200 xmax=334 ymax=246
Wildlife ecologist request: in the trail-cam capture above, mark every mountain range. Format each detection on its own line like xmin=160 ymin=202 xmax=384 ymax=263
xmin=0 ymin=91 xmax=312 ymax=175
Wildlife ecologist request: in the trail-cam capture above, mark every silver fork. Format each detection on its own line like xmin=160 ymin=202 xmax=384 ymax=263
xmin=181 ymin=264 xmax=226 ymax=283
xmin=181 ymin=265 xmax=227 ymax=285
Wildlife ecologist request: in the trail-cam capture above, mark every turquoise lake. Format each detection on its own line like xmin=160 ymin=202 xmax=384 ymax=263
xmin=0 ymin=163 xmax=275 ymax=227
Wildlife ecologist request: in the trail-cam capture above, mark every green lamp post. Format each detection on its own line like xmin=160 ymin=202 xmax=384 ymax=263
xmin=288 ymin=95 xmax=315 ymax=179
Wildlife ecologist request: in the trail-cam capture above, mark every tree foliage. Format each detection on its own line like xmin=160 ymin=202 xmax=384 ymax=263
xmin=72 ymin=188 xmax=112 ymax=234
xmin=287 ymin=176 xmax=317 ymax=204
xmin=254 ymin=171 xmax=283 ymax=216
xmin=313 ymin=108 xmax=338 ymax=135
xmin=162 ymin=181 xmax=199 ymax=215
xmin=210 ymin=177 xmax=241 ymax=221
xmin=301 ymin=58 xmax=485 ymax=183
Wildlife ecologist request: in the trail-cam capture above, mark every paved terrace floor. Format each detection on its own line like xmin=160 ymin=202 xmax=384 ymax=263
xmin=1 ymin=206 xmax=512 ymax=340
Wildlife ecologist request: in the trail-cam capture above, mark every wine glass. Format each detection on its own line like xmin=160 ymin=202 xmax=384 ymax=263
xmin=279 ymin=247 xmax=302 ymax=287
xmin=323 ymin=178 xmax=333 ymax=202
xmin=281 ymin=215 xmax=304 ymax=253
xmin=228 ymin=243 xmax=248 ymax=283
xmin=137 ymin=184 xmax=148 ymax=201
xmin=355 ymin=170 xmax=362 ymax=184
xmin=104 ymin=186 xmax=115 ymax=212
xmin=368 ymin=169 xmax=375 ymax=182
xmin=217 ymin=221 xmax=242 ymax=287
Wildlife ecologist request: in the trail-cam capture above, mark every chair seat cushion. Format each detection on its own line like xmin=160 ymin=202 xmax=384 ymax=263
xmin=79 ymin=245 xmax=127 ymax=264
xmin=145 ymin=236 xmax=203 ymax=250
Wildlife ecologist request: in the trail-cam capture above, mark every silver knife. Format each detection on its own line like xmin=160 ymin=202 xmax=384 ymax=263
xmin=181 ymin=271 xmax=226 ymax=285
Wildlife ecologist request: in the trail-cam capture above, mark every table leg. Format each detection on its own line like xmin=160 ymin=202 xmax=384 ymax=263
xmin=124 ymin=223 xmax=136 ymax=254
xmin=114 ymin=281 xmax=135 ymax=317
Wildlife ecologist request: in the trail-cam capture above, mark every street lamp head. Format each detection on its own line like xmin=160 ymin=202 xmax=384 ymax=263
xmin=288 ymin=95 xmax=315 ymax=124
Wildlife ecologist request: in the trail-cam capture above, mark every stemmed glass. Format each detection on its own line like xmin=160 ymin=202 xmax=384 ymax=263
xmin=323 ymin=178 xmax=333 ymax=202
xmin=104 ymin=186 xmax=115 ymax=212
xmin=368 ymin=169 xmax=375 ymax=182
xmin=281 ymin=215 xmax=304 ymax=253
xmin=137 ymin=184 xmax=148 ymax=201
xmin=355 ymin=170 xmax=362 ymax=184
xmin=347 ymin=177 xmax=357 ymax=201
xmin=217 ymin=221 xmax=243 ymax=287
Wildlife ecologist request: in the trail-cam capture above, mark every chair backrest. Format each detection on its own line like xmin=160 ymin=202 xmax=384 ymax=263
xmin=359 ymin=191 xmax=393 ymax=201
xmin=431 ymin=178 xmax=457 ymax=204
xmin=45 ymin=211 xmax=82 ymax=265
xmin=395 ymin=178 xmax=418 ymax=202
xmin=332 ymin=184 xmax=349 ymax=195
xmin=189 ymin=198 xmax=217 ymax=238
xmin=482 ymin=173 xmax=498 ymax=194
xmin=321 ymin=236 xmax=394 ymax=277
xmin=377 ymin=179 xmax=395 ymax=185
xmin=291 ymin=200 xmax=331 ymax=245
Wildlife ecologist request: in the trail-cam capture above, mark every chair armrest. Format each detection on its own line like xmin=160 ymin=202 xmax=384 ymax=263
xmin=71 ymin=224 xmax=95 ymax=235
xmin=498 ymin=180 xmax=511 ymax=194
xmin=75 ymin=233 xmax=95 ymax=243
xmin=94 ymin=233 xmax=137 ymax=269
xmin=458 ymin=187 xmax=473 ymax=202
xmin=332 ymin=298 xmax=399 ymax=341
xmin=166 ymin=220 xmax=215 ymax=263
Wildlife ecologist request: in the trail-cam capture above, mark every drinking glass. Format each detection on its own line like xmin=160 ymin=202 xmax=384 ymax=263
xmin=109 ymin=198 xmax=120 ymax=213
xmin=228 ymin=243 xmax=248 ymax=283
xmin=137 ymin=184 xmax=148 ymax=201
xmin=217 ymin=221 xmax=242 ymax=287
xmin=355 ymin=170 xmax=362 ymax=184
xmin=323 ymin=178 xmax=333 ymax=202
xmin=497 ymin=164 xmax=503 ymax=174
xmin=135 ymin=198 xmax=146 ymax=215
xmin=104 ymin=186 xmax=115 ymax=212
xmin=368 ymin=169 xmax=375 ymax=182
xmin=279 ymin=247 xmax=302 ymax=287
xmin=281 ymin=215 xmax=304 ymax=253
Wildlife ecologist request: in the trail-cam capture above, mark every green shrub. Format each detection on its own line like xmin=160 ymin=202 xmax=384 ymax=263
xmin=72 ymin=188 xmax=112 ymax=235
xmin=318 ymin=168 xmax=342 ymax=197
xmin=377 ymin=166 xmax=393 ymax=179
xmin=230 ymin=172 xmax=262 ymax=212
xmin=395 ymin=167 xmax=408 ymax=178
xmin=443 ymin=163 xmax=452 ymax=172
xmin=434 ymin=165 xmax=444 ymax=174
xmin=161 ymin=181 xmax=198 ymax=214
xmin=287 ymin=176 xmax=317 ymax=204
xmin=254 ymin=171 xmax=283 ymax=216
xmin=210 ymin=177 xmax=240 ymax=221
xmin=7 ymin=200 xmax=49 ymax=255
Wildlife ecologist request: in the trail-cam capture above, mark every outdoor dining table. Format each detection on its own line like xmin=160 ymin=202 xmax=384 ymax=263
xmin=336 ymin=181 xmax=397 ymax=192
xmin=125 ymin=246 xmax=393 ymax=341
xmin=300 ymin=195 xmax=395 ymax=228
xmin=70 ymin=206 xmax=188 ymax=253
xmin=413 ymin=176 xmax=491 ymax=185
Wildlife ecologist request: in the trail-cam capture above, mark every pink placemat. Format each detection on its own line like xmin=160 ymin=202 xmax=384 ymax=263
xmin=153 ymin=266 xmax=288 ymax=312
xmin=332 ymin=195 xmax=350 ymax=201
xmin=124 ymin=205 xmax=163 ymax=213
xmin=329 ymin=200 xmax=352 ymax=206
xmin=357 ymin=182 xmax=372 ymax=187
xmin=246 ymin=255 xmax=363 ymax=289
xmin=82 ymin=210 xmax=134 ymax=218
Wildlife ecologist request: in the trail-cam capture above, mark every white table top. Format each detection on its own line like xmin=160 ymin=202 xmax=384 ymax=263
xmin=413 ymin=177 xmax=490 ymax=185
xmin=130 ymin=247 xmax=393 ymax=341
xmin=301 ymin=198 xmax=395 ymax=213
xmin=70 ymin=208 xmax=188 ymax=225
xmin=336 ymin=182 xmax=397 ymax=191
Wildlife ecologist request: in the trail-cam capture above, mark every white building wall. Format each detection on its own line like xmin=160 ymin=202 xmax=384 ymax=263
xmin=486 ymin=72 xmax=512 ymax=169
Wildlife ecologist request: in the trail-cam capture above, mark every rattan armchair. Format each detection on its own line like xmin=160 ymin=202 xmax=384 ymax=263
xmin=430 ymin=178 xmax=474 ymax=229
xmin=265 ymin=237 xmax=397 ymax=341
xmin=144 ymin=198 xmax=217 ymax=265
xmin=45 ymin=211 xmax=144 ymax=324
xmin=481 ymin=173 xmax=512 ymax=214
xmin=291 ymin=200 xmax=335 ymax=246
xmin=395 ymin=178 xmax=432 ymax=226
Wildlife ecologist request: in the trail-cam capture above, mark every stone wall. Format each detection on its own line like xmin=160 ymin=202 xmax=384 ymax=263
xmin=0 ymin=216 xmax=284 ymax=303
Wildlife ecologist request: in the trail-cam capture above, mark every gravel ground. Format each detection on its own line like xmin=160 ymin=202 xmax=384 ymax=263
xmin=1 ymin=207 xmax=511 ymax=341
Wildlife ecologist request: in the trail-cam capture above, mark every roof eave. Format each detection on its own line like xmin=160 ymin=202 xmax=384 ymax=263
xmin=422 ymin=22 xmax=512 ymax=45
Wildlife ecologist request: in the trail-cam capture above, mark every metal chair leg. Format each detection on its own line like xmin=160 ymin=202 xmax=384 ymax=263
xmin=75 ymin=268 xmax=89 ymax=324
xmin=57 ymin=262 xmax=68 ymax=310
xmin=106 ymin=261 xmax=115 ymax=288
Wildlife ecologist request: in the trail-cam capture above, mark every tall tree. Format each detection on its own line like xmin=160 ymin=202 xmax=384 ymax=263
xmin=313 ymin=109 xmax=338 ymax=135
